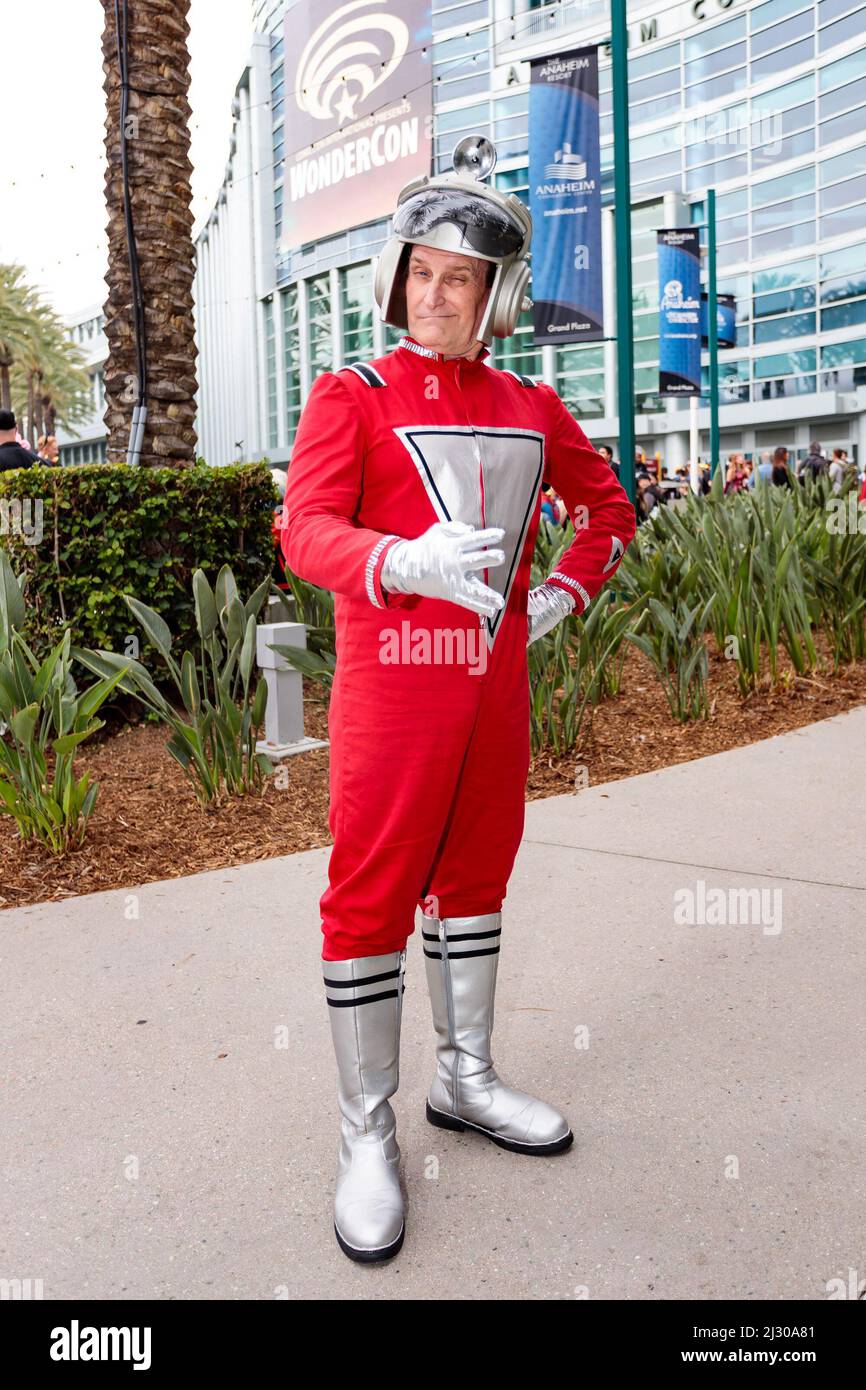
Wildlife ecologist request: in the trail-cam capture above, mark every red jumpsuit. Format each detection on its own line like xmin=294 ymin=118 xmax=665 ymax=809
xmin=281 ymin=334 xmax=636 ymax=961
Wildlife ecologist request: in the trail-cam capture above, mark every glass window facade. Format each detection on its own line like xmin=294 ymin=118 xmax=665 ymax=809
xmin=489 ymin=166 xmax=542 ymax=379
xmin=282 ymin=284 xmax=301 ymax=446
xmin=593 ymin=0 xmax=865 ymax=416
xmin=60 ymin=441 xmax=108 ymax=466
xmin=340 ymin=263 xmax=375 ymax=365
xmin=238 ymin=0 xmax=866 ymax=463
xmin=307 ymin=273 xmax=332 ymax=381
xmin=264 ymin=297 xmax=277 ymax=451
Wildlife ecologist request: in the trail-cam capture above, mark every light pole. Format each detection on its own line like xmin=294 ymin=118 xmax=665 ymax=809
xmin=611 ymin=0 xmax=635 ymax=505
xmin=706 ymin=187 xmax=720 ymax=479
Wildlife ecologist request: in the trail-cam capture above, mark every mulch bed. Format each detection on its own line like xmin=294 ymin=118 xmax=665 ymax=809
xmin=2 ymin=645 xmax=865 ymax=909
xmin=525 ymin=642 xmax=866 ymax=799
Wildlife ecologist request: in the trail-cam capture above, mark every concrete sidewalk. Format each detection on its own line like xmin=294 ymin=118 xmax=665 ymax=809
xmin=2 ymin=708 xmax=864 ymax=1301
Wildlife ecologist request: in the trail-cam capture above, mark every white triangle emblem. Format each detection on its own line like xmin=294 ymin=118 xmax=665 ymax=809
xmin=393 ymin=425 xmax=545 ymax=649
xmin=602 ymin=535 xmax=625 ymax=574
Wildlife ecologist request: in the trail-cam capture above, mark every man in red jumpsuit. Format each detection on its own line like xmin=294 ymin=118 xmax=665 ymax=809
xmin=281 ymin=140 xmax=636 ymax=1263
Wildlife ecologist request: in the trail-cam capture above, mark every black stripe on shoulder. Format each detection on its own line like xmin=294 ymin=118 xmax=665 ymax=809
xmin=502 ymin=367 xmax=537 ymax=388
xmin=339 ymin=362 xmax=387 ymax=388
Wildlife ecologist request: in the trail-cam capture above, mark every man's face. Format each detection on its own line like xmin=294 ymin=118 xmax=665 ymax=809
xmin=404 ymin=245 xmax=491 ymax=357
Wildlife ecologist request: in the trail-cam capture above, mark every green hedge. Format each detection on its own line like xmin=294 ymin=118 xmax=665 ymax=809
xmin=0 ymin=462 xmax=279 ymax=662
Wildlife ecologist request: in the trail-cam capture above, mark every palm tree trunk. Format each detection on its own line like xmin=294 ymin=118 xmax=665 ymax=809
xmin=37 ymin=372 xmax=46 ymax=438
xmin=101 ymin=0 xmax=198 ymax=467
xmin=0 ymin=356 xmax=11 ymax=412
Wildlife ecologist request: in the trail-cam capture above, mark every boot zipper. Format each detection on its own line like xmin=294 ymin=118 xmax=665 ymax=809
xmin=439 ymin=920 xmax=458 ymax=1114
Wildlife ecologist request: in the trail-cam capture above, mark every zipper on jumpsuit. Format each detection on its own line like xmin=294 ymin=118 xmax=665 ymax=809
xmin=438 ymin=919 xmax=458 ymax=1113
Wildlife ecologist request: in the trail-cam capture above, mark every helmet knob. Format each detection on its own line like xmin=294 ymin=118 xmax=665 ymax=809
xmin=452 ymin=134 xmax=497 ymax=182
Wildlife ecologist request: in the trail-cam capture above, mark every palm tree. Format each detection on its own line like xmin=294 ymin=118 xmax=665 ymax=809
xmin=0 ymin=264 xmax=91 ymax=440
xmin=100 ymin=0 xmax=198 ymax=466
xmin=0 ymin=265 xmax=37 ymax=413
xmin=11 ymin=332 xmax=92 ymax=443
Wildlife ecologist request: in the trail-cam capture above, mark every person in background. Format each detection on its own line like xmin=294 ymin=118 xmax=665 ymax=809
xmin=828 ymin=447 xmax=851 ymax=494
xmin=36 ymin=435 xmax=60 ymax=466
xmin=270 ymin=468 xmax=290 ymax=592
xmin=724 ymin=452 xmax=749 ymax=494
xmin=771 ymin=445 xmax=793 ymax=489
xmin=800 ymin=439 xmax=827 ymax=482
xmin=598 ymin=443 xmax=620 ymax=481
xmin=539 ymin=487 xmax=557 ymax=526
xmin=748 ymin=449 xmax=774 ymax=489
xmin=636 ymin=473 xmax=664 ymax=522
xmin=0 ymin=410 xmax=42 ymax=469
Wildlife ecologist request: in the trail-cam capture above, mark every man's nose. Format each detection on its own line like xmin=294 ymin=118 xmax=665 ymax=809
xmin=423 ymin=277 xmax=445 ymax=306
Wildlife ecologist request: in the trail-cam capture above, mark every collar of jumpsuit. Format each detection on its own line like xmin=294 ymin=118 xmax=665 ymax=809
xmin=397 ymin=333 xmax=491 ymax=372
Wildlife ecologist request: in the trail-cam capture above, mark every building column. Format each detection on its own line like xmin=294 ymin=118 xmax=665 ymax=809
xmin=255 ymin=295 xmax=271 ymax=456
xmin=274 ymin=287 xmax=288 ymax=449
xmin=665 ymin=429 xmax=689 ymax=474
xmin=856 ymin=408 xmax=866 ymax=475
xmin=372 ymin=255 xmax=385 ymax=357
xmin=298 ymin=277 xmax=312 ymax=403
xmin=542 ymin=344 xmax=556 ymax=388
xmin=330 ymin=266 xmax=342 ymax=371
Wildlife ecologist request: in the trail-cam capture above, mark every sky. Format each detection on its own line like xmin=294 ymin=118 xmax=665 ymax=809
xmin=0 ymin=0 xmax=253 ymax=319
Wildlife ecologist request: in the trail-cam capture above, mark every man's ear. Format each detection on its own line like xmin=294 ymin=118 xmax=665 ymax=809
xmin=473 ymin=278 xmax=492 ymax=336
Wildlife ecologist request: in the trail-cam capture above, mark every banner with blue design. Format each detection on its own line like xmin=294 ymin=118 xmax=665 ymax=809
xmin=529 ymin=46 xmax=602 ymax=345
xmin=657 ymin=229 xmax=701 ymax=397
xmin=700 ymin=292 xmax=736 ymax=348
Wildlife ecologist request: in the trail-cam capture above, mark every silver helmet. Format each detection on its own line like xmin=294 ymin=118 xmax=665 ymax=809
xmin=373 ymin=135 xmax=533 ymax=345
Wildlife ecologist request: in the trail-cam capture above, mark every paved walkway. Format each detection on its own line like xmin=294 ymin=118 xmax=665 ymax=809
xmin=2 ymin=708 xmax=864 ymax=1300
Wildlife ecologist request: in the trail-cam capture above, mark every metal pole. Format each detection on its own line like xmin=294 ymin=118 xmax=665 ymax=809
xmin=707 ymin=187 xmax=720 ymax=479
xmin=611 ymin=0 xmax=635 ymax=506
xmin=689 ymin=395 xmax=699 ymax=494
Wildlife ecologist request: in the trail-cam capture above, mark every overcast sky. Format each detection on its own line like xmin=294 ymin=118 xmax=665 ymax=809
xmin=0 ymin=0 xmax=253 ymax=319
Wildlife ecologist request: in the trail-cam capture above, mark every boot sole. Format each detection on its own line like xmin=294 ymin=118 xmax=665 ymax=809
xmin=426 ymin=1100 xmax=574 ymax=1156
xmin=334 ymin=1220 xmax=405 ymax=1263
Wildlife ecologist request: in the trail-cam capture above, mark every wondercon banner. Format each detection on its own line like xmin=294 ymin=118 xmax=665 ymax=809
xmin=700 ymin=292 xmax=737 ymax=348
xmin=657 ymin=228 xmax=702 ymax=397
xmin=529 ymin=46 xmax=603 ymax=344
xmin=281 ymin=0 xmax=433 ymax=250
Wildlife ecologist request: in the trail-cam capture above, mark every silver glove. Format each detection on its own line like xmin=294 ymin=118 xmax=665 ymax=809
xmin=527 ymin=581 xmax=576 ymax=647
xmin=381 ymin=520 xmax=506 ymax=619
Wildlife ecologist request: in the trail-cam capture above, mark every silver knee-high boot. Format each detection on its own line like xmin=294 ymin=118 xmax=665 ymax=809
xmin=422 ymin=914 xmax=573 ymax=1155
xmin=322 ymin=949 xmax=406 ymax=1261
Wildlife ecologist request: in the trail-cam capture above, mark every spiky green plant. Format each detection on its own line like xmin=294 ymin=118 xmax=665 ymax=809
xmin=73 ymin=566 xmax=273 ymax=806
xmin=0 ymin=551 xmax=130 ymax=852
